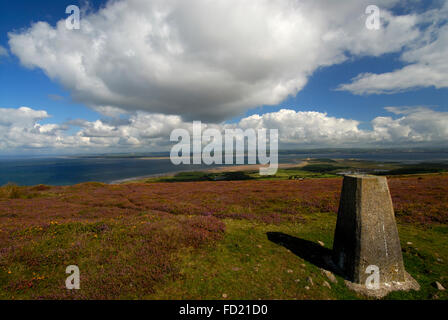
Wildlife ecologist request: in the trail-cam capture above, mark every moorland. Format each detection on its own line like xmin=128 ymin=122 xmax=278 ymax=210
xmin=0 ymin=159 xmax=447 ymax=299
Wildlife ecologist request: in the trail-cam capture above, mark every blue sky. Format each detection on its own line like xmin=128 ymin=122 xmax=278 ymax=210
xmin=241 ymin=53 xmax=448 ymax=127
xmin=0 ymin=0 xmax=106 ymax=125
xmin=1 ymin=0 xmax=448 ymax=154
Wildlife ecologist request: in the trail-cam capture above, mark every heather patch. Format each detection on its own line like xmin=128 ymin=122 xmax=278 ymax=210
xmin=0 ymin=214 xmax=224 ymax=299
xmin=0 ymin=174 xmax=447 ymax=299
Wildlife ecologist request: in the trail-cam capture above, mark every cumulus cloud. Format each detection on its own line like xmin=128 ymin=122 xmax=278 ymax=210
xmin=338 ymin=2 xmax=448 ymax=94
xmin=370 ymin=107 xmax=448 ymax=144
xmin=1 ymin=106 xmax=447 ymax=153
xmin=0 ymin=45 xmax=8 ymax=59
xmin=0 ymin=107 xmax=66 ymax=149
xmin=234 ymin=109 xmax=366 ymax=147
xmin=8 ymin=0 xmax=424 ymax=121
xmin=0 ymin=106 xmax=188 ymax=152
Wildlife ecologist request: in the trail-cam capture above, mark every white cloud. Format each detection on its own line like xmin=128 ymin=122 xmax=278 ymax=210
xmin=370 ymin=107 xmax=448 ymax=144
xmin=0 ymin=45 xmax=8 ymax=58
xmin=1 ymin=106 xmax=448 ymax=153
xmin=8 ymin=0 xmax=423 ymax=121
xmin=0 ymin=107 xmax=49 ymax=127
xmin=338 ymin=2 xmax=448 ymax=94
xmin=0 ymin=107 xmax=65 ymax=149
xmin=233 ymin=109 xmax=366 ymax=146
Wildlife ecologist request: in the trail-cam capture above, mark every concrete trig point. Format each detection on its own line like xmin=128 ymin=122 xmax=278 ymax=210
xmin=332 ymin=174 xmax=419 ymax=297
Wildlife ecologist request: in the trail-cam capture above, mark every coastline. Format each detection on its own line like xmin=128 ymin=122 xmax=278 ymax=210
xmin=110 ymin=161 xmax=307 ymax=184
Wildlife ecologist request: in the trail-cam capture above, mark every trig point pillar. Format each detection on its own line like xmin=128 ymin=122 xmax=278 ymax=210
xmin=332 ymin=174 xmax=419 ymax=297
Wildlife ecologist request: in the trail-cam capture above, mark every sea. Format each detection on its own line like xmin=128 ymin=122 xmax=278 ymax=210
xmin=1 ymin=151 xmax=448 ymax=186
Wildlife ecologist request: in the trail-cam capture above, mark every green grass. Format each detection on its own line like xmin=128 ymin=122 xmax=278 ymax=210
xmin=2 ymin=211 xmax=446 ymax=300
xmin=0 ymin=214 xmax=226 ymax=299
xmin=377 ymin=163 xmax=448 ymax=176
xmin=146 ymin=171 xmax=254 ymax=183
xmin=2 ymin=172 xmax=447 ymax=300
xmin=148 ymin=214 xmax=448 ymax=300
xmin=140 ymin=159 xmax=448 ymax=184
xmin=249 ymin=168 xmax=338 ymax=180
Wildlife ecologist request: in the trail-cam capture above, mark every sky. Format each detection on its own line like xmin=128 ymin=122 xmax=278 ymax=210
xmin=0 ymin=0 xmax=448 ymax=155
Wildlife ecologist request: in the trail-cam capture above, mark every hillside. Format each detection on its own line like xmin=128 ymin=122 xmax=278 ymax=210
xmin=0 ymin=174 xmax=447 ymax=299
